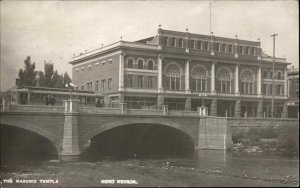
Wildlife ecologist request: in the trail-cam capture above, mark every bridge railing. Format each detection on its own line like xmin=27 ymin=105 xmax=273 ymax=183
xmin=168 ymin=110 xmax=199 ymax=117
xmin=8 ymin=104 xmax=64 ymax=113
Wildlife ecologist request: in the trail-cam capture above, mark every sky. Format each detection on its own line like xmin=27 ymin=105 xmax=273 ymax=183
xmin=1 ymin=0 xmax=299 ymax=91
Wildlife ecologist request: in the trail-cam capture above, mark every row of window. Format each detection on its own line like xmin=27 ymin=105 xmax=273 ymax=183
xmin=162 ymin=36 xmax=257 ymax=56
xmin=262 ymin=84 xmax=284 ymax=96
xmin=262 ymin=70 xmax=284 ymax=80
xmin=125 ymin=75 xmax=156 ymax=89
xmin=75 ymin=59 xmax=113 ymax=72
xmin=126 ymin=58 xmax=156 ymax=70
xmin=76 ymin=78 xmax=112 ymax=91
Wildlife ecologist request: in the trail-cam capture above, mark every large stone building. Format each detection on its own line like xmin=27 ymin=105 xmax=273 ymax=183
xmin=70 ymin=27 xmax=290 ymax=118
xmin=287 ymin=67 xmax=299 ymax=118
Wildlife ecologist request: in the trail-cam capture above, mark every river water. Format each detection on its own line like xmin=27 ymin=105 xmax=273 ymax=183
xmin=1 ymin=149 xmax=299 ymax=187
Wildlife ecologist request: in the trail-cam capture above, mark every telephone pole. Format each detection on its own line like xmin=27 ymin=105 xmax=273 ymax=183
xmin=270 ymin=34 xmax=278 ymax=118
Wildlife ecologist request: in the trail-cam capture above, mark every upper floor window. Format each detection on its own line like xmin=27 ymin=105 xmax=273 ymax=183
xmin=170 ymin=38 xmax=176 ymax=47
xmin=108 ymin=78 xmax=112 ymax=89
xmin=178 ymin=38 xmax=183 ymax=48
xmin=197 ymin=41 xmax=202 ymax=50
xmin=228 ymin=44 xmax=233 ymax=53
xmin=277 ymin=71 xmax=282 ymax=80
xmin=81 ymin=84 xmax=84 ymax=90
xmin=245 ymin=47 xmax=249 ymax=55
xmin=217 ymin=68 xmax=232 ymax=93
xmin=138 ymin=75 xmax=143 ymax=88
xmin=101 ymin=79 xmax=106 ymax=91
xmin=239 ymin=46 xmax=243 ymax=54
xmin=148 ymin=60 xmax=154 ymax=70
xmin=138 ymin=59 xmax=144 ymax=69
xmin=95 ymin=80 xmax=99 ymax=91
xmin=250 ymin=47 xmax=255 ymax=55
xmin=263 ymin=71 xmax=268 ymax=79
xmin=221 ymin=44 xmax=226 ymax=52
xmin=165 ymin=64 xmax=181 ymax=90
xmin=127 ymin=59 xmax=134 ymax=68
xmin=270 ymin=71 xmax=273 ymax=79
xmin=148 ymin=76 xmax=154 ymax=89
xmin=163 ymin=36 xmax=168 ymax=46
xmin=215 ymin=43 xmax=220 ymax=52
xmin=240 ymin=70 xmax=255 ymax=94
xmin=127 ymin=75 xmax=133 ymax=87
xmin=204 ymin=42 xmax=209 ymax=51
xmin=190 ymin=40 xmax=195 ymax=49
xmin=191 ymin=66 xmax=207 ymax=91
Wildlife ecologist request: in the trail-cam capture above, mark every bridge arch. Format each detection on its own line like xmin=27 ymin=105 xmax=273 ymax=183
xmin=1 ymin=119 xmax=61 ymax=154
xmin=81 ymin=118 xmax=197 ymax=149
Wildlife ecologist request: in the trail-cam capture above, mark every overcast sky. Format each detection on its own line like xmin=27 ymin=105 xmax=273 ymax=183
xmin=1 ymin=0 xmax=299 ymax=91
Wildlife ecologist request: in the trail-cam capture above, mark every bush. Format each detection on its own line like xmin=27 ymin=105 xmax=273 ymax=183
xmin=277 ymin=124 xmax=299 ymax=156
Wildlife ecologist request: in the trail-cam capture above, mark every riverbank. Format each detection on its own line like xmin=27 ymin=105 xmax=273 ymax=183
xmin=1 ymin=153 xmax=299 ymax=187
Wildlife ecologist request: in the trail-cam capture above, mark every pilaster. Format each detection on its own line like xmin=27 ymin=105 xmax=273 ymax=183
xmin=185 ymin=97 xmax=191 ymax=111
xmin=211 ymin=62 xmax=216 ymax=94
xmin=118 ymin=51 xmax=125 ymax=91
xmin=158 ymin=54 xmax=163 ymax=92
xmin=235 ymin=64 xmax=240 ymax=96
xmin=185 ymin=60 xmax=191 ymax=94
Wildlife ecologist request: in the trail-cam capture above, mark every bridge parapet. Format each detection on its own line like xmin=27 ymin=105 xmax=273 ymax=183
xmin=8 ymin=104 xmax=64 ymax=113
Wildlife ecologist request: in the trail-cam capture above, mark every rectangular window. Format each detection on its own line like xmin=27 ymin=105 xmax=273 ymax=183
xmin=127 ymin=75 xmax=133 ymax=87
xmin=245 ymin=47 xmax=249 ymax=55
xmin=250 ymin=47 xmax=255 ymax=55
xmin=108 ymin=59 xmax=113 ymax=64
xmin=170 ymin=38 xmax=176 ymax=47
xmin=190 ymin=40 xmax=195 ymax=49
xmin=101 ymin=79 xmax=106 ymax=91
xmin=138 ymin=75 xmax=143 ymax=88
xmin=95 ymin=80 xmax=99 ymax=91
xmin=90 ymin=81 xmax=93 ymax=91
xmin=204 ymin=42 xmax=209 ymax=50
xmin=221 ymin=44 xmax=226 ymax=52
xmin=178 ymin=38 xmax=183 ymax=48
xmin=102 ymin=61 xmax=106 ymax=66
xmin=228 ymin=44 xmax=233 ymax=53
xmin=148 ymin=76 xmax=153 ymax=88
xmin=81 ymin=84 xmax=84 ymax=90
xmin=87 ymin=82 xmax=90 ymax=90
xmin=108 ymin=78 xmax=112 ymax=89
xmin=239 ymin=46 xmax=243 ymax=54
xmin=88 ymin=65 xmax=91 ymax=70
xmin=215 ymin=43 xmax=220 ymax=52
xmin=197 ymin=41 xmax=202 ymax=50
xmin=163 ymin=36 xmax=168 ymax=46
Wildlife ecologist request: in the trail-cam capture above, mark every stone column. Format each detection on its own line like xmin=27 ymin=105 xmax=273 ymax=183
xmin=185 ymin=60 xmax=191 ymax=94
xmin=234 ymin=35 xmax=239 ymax=58
xmin=211 ymin=62 xmax=216 ymax=94
xmin=284 ymin=67 xmax=288 ymax=97
xmin=118 ymin=93 xmax=124 ymax=103
xmin=210 ymin=98 xmax=217 ymax=116
xmin=185 ymin=28 xmax=189 ymax=53
xmin=234 ymin=100 xmax=241 ymax=118
xmin=282 ymin=101 xmax=288 ymax=118
xmin=257 ymin=66 xmax=262 ymax=96
xmin=158 ymin=54 xmax=163 ymax=92
xmin=27 ymin=92 xmax=31 ymax=105
xmin=61 ymin=100 xmax=81 ymax=156
xmin=235 ymin=64 xmax=240 ymax=95
xmin=210 ymin=33 xmax=215 ymax=56
xmin=118 ymin=52 xmax=125 ymax=91
xmin=257 ymin=100 xmax=263 ymax=118
xmin=185 ymin=97 xmax=191 ymax=111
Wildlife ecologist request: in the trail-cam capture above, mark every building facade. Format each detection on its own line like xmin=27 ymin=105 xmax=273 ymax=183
xmin=70 ymin=27 xmax=290 ymax=118
xmin=287 ymin=67 xmax=299 ymax=118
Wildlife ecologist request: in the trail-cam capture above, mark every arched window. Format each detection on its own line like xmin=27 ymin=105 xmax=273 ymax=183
xmin=191 ymin=66 xmax=207 ymax=91
xmin=240 ymin=70 xmax=255 ymax=94
xmin=270 ymin=71 xmax=273 ymax=79
xmin=217 ymin=68 xmax=232 ymax=93
xmin=165 ymin=64 xmax=181 ymax=90
xmin=127 ymin=59 xmax=134 ymax=68
xmin=277 ymin=72 xmax=282 ymax=80
xmin=263 ymin=71 xmax=268 ymax=79
xmin=138 ymin=59 xmax=144 ymax=69
xmin=148 ymin=60 xmax=154 ymax=70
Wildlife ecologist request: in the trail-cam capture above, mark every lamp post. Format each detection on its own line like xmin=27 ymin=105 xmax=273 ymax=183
xmin=270 ymin=34 xmax=278 ymax=118
xmin=65 ymin=83 xmax=74 ymax=100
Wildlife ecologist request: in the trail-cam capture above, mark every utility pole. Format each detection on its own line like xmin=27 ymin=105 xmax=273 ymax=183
xmin=270 ymin=34 xmax=278 ymax=118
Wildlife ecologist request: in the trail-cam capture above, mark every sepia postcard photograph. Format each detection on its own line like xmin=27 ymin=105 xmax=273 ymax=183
xmin=0 ymin=0 xmax=299 ymax=187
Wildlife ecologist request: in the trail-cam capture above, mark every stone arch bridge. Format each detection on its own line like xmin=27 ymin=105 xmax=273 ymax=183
xmin=0 ymin=100 xmax=233 ymax=155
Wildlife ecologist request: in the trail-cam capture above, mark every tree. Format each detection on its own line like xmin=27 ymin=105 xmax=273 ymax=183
xmin=17 ymin=56 xmax=37 ymax=87
xmin=44 ymin=62 xmax=54 ymax=87
xmin=63 ymin=72 xmax=72 ymax=85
